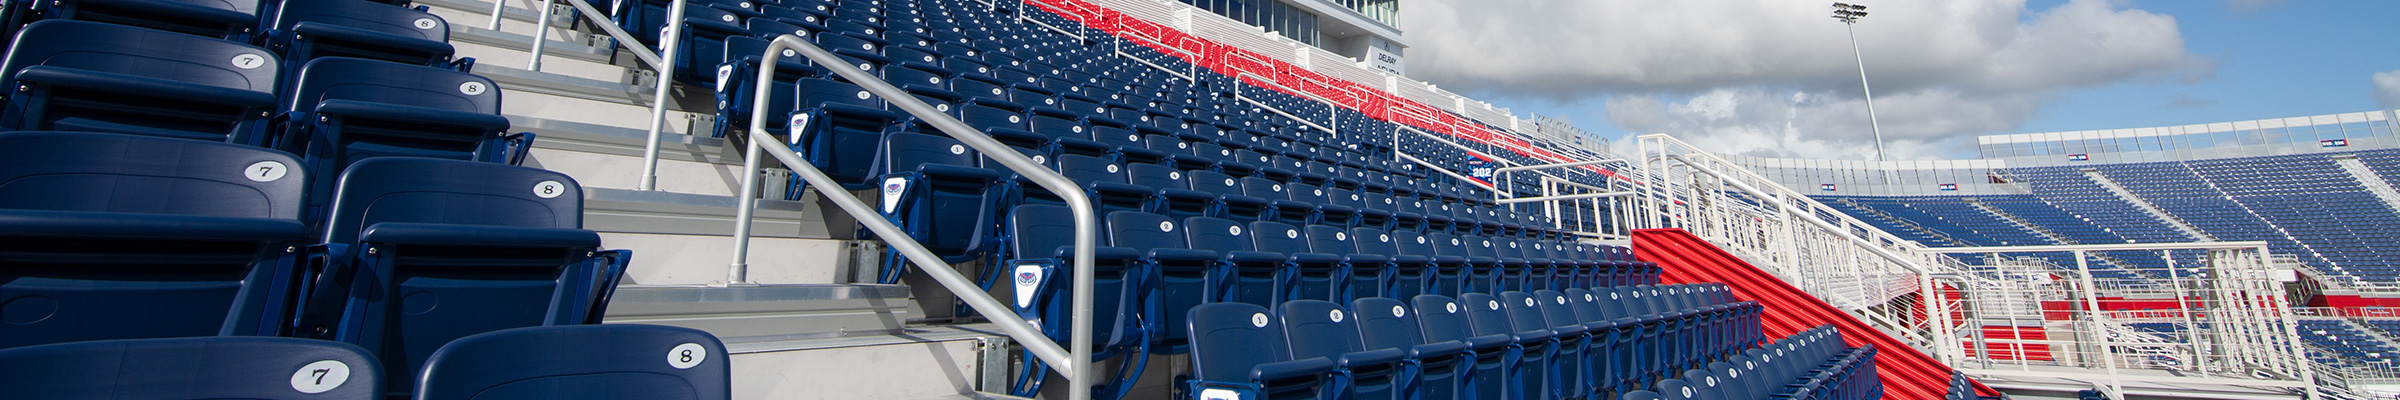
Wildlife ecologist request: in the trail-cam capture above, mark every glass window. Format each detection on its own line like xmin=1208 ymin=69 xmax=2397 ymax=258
xmin=2343 ymin=122 xmax=2369 ymax=139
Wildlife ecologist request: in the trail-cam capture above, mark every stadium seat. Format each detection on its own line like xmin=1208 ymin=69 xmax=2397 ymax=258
xmin=871 ymin=133 xmax=1004 ymax=284
xmin=1 ymin=21 xmax=280 ymax=145
xmin=415 ymin=324 xmax=730 ymax=400
xmin=1104 ymin=211 xmax=1218 ymax=356
xmin=1184 ymin=216 xmax=1285 ymax=309
xmin=789 ymin=77 xmax=902 ymax=188
xmin=1415 ymin=294 xmax=1513 ymax=400
xmin=1352 ymin=297 xmax=1470 ymax=400
xmin=711 ymin=27 xmax=819 ymax=138
xmin=1254 ymin=220 xmax=1343 ymax=303
xmin=276 ymin=57 xmax=521 ymax=221
xmin=0 ymin=336 xmax=383 ymax=399
xmin=298 ymin=157 xmax=631 ymax=398
xmin=1280 ymin=300 xmax=1405 ymax=400
xmin=261 ymin=0 xmax=458 ymax=71
xmin=668 ymin=5 xmax=756 ymax=86
xmin=1187 ymin=302 xmax=1336 ymax=400
xmin=0 ymin=131 xmax=309 ymax=349
xmin=4 ymin=0 xmax=259 ymax=39
xmin=1001 ymin=204 xmax=1146 ymax=398
xmin=1492 ymin=291 xmax=1562 ymax=400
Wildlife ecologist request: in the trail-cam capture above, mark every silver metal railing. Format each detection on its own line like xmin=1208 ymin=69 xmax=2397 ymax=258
xmin=727 ymin=35 xmax=1099 ymax=400
xmin=491 ymin=0 xmax=680 ymax=191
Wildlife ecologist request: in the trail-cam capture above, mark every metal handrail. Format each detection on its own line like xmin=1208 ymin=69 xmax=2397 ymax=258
xmin=729 ymin=35 xmax=1098 ymax=400
xmin=494 ymin=0 xmax=680 ymax=192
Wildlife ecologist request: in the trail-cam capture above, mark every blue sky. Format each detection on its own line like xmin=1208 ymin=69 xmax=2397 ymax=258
xmin=2015 ymin=1 xmax=2400 ymax=133
xmin=1405 ymin=0 xmax=2400 ymax=160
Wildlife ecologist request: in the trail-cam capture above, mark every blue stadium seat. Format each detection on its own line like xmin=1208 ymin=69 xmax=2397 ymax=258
xmin=669 ymin=5 xmax=756 ymax=86
xmin=1281 ymin=300 xmax=1405 ymax=400
xmin=5 ymin=0 xmax=259 ymax=39
xmin=1255 ymin=220 xmax=1343 ymax=304
xmin=1 ymin=20 xmax=279 ymax=145
xmin=415 ymin=324 xmax=729 ymax=400
xmin=1496 ymin=291 xmax=1564 ymax=400
xmin=1305 ymin=224 xmax=1387 ymax=303
xmin=1184 ymin=216 xmax=1286 ymax=310
xmin=276 ymin=57 xmax=521 ymax=221
xmin=1048 ymin=154 xmax=1155 ymax=214
xmin=1352 ymin=297 xmax=1470 ymax=400
xmin=1415 ymin=294 xmax=1513 ymax=400
xmin=0 ymin=131 xmax=309 ymax=349
xmin=711 ymin=24 xmax=821 ymax=139
xmin=0 ymin=336 xmax=382 ymax=399
xmin=872 ymin=133 xmax=1004 ymax=284
xmin=299 ymin=157 xmax=630 ymax=398
xmin=261 ymin=0 xmax=457 ymax=71
xmin=1104 ymin=211 xmax=1218 ymax=356
xmin=1187 ymin=302 xmax=1336 ymax=400
xmin=1001 ymin=204 xmax=1146 ymax=398
xmin=1192 ymin=170 xmax=1270 ymax=222
xmin=787 ymin=77 xmax=902 ymax=188
xmin=1128 ymin=164 xmax=1214 ymax=220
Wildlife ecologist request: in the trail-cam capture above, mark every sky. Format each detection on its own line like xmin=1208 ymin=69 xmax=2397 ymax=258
xmin=1397 ymin=0 xmax=2400 ymax=161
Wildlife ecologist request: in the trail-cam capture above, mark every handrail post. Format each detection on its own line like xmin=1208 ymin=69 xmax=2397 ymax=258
xmin=525 ymin=0 xmax=556 ymax=71
xmin=487 ymin=0 xmax=509 ymax=30
xmin=734 ymin=36 xmax=1096 ymax=400
xmin=725 ymin=114 xmax=771 ymax=285
xmin=637 ymin=0 xmax=689 ymax=191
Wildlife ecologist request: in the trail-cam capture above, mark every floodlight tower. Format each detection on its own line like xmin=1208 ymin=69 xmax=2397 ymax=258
xmin=1832 ymin=2 xmax=1887 ymax=162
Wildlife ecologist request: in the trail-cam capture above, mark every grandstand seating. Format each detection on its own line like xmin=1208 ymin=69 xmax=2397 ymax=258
xmin=2296 ymin=319 xmax=2400 ymax=367
xmin=1 ymin=20 xmax=281 ymax=144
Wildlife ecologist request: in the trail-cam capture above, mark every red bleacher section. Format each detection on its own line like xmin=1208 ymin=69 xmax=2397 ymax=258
xmin=1634 ymin=228 xmax=2002 ymax=399
xmin=1021 ymin=0 xmax=1627 ymax=181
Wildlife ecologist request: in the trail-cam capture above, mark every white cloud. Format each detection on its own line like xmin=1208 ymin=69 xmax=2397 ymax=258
xmin=2376 ymin=70 xmax=2400 ymax=110
xmin=1403 ymin=0 xmax=2206 ymax=160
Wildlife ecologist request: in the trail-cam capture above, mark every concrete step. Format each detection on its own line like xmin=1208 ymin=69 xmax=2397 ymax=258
xmin=583 ymin=187 xmax=866 ymax=284
xmin=601 ymin=285 xmax=1017 ymax=399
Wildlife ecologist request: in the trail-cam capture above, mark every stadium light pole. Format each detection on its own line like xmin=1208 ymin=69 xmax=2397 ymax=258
xmin=1832 ymin=2 xmax=1887 ymax=163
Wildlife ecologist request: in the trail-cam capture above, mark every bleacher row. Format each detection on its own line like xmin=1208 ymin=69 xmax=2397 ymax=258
xmin=1823 ymin=149 xmax=2400 ymax=286
xmin=652 ymin=0 xmax=1623 ymax=284
xmin=1184 ymin=290 xmax=1881 ymax=400
xmin=0 ymin=0 xmax=745 ymax=398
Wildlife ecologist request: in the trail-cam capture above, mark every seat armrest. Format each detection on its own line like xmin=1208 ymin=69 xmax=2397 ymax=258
xmin=16 ymin=66 xmax=274 ymax=107
xmin=1251 ymin=357 xmax=1337 ymax=382
xmin=0 ymin=210 xmax=305 ymax=242
xmin=359 ymin=222 xmax=600 ymax=249
xmin=1409 ymin=340 xmax=1470 ymax=360
xmin=1336 ymin=348 xmax=1407 ymax=369
xmin=1223 ymin=251 xmax=1287 ymax=264
xmin=1146 ymin=248 xmax=1220 ymax=262
xmin=314 ymin=100 xmax=510 ymax=132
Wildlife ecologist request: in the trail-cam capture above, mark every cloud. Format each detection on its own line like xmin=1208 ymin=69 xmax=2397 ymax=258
xmin=1403 ymin=0 xmax=2206 ymax=160
xmin=2377 ymin=70 xmax=2400 ymax=110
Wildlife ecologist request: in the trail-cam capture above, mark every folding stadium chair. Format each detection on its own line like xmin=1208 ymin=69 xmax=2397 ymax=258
xmin=1281 ymin=300 xmax=1406 ymax=400
xmin=1 ymin=21 xmax=279 ymax=145
xmin=871 ymin=133 xmax=1004 ymax=284
xmin=261 ymin=0 xmax=459 ymax=72
xmin=1495 ymin=291 xmax=1565 ymax=400
xmin=668 ymin=5 xmax=756 ymax=86
xmin=1128 ymin=164 xmax=1215 ymax=220
xmin=297 ymin=157 xmax=632 ymax=398
xmin=1000 ymin=204 xmax=1147 ymax=399
xmin=0 ymin=336 xmax=382 ymax=399
xmin=1254 ymin=220 xmax=1343 ymax=304
xmin=1303 ymin=224 xmax=1387 ymax=303
xmin=1104 ymin=211 xmax=1221 ymax=357
xmin=1187 ymin=302 xmax=1337 ymax=400
xmin=4 ymin=0 xmax=260 ymax=40
xmin=1184 ymin=216 xmax=1286 ymax=310
xmin=276 ymin=57 xmax=523 ymax=222
xmin=1352 ymin=297 xmax=1470 ymax=400
xmin=789 ymin=77 xmax=903 ymax=188
xmin=0 ymin=131 xmax=310 ymax=349
xmin=1416 ymin=294 xmax=1515 ymax=400
xmin=415 ymin=324 xmax=729 ymax=400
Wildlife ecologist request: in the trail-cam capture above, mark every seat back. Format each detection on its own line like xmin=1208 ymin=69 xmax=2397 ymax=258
xmin=323 ymin=158 xmax=581 ymax=242
xmin=1187 ymin=302 xmax=1298 ymax=386
xmin=1248 ymin=220 xmax=1309 ymax=255
xmin=1 ymin=21 xmax=280 ymax=143
xmin=1459 ymin=292 xmax=1514 ymax=337
xmin=1278 ymin=300 xmax=1361 ymax=361
xmin=317 ymin=158 xmax=599 ymax=396
xmin=1183 ymin=216 xmax=1254 ymax=252
xmin=268 ymin=0 xmax=452 ymax=65
xmin=0 ymin=131 xmax=309 ymax=348
xmin=0 ymin=131 xmax=303 ymax=218
xmin=0 ymin=337 xmax=382 ymax=399
xmin=284 ymin=58 xmax=508 ymax=196
xmin=1105 ymin=211 xmax=1183 ymax=252
xmin=416 ymin=324 xmax=730 ymax=400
